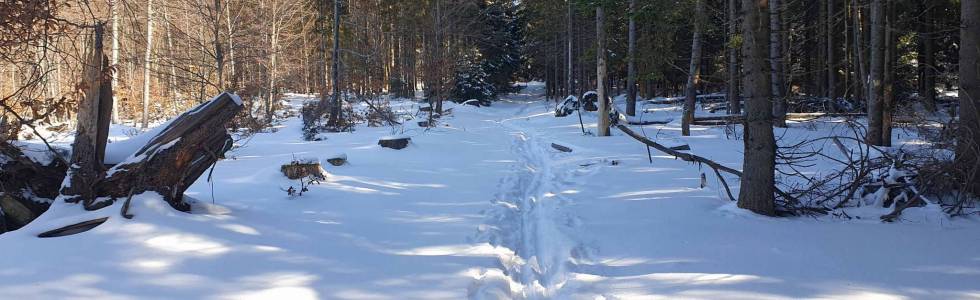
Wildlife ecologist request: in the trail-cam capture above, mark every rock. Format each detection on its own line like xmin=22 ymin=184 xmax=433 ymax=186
xmin=325 ymin=153 xmax=347 ymax=166
xmin=379 ymin=135 xmax=411 ymax=150
xmin=462 ymin=99 xmax=481 ymax=107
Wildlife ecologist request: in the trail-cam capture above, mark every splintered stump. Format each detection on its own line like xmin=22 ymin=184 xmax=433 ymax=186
xmin=379 ymin=135 xmax=411 ymax=150
xmin=96 ymin=93 xmax=243 ymax=211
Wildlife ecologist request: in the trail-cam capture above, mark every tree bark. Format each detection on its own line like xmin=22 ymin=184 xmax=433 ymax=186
xmin=918 ymin=0 xmax=938 ymax=112
xmin=62 ymin=24 xmax=113 ymax=208
xmin=770 ymin=0 xmax=787 ymax=127
xmin=596 ymin=5 xmax=610 ymax=137
xmin=328 ymin=0 xmax=342 ymax=126
xmin=866 ymin=0 xmax=885 ymax=146
xmin=682 ymin=0 xmax=705 ymax=136
xmin=738 ymin=0 xmax=777 ymax=216
xmin=110 ymin=0 xmax=121 ymax=124
xmin=142 ymin=0 xmax=155 ymax=129
xmin=958 ymin=0 xmax=980 ymax=193
xmin=728 ymin=0 xmax=741 ymax=115
xmin=626 ymin=0 xmax=637 ymax=116
xmin=827 ymin=0 xmax=836 ymax=100
xmin=567 ymin=1 xmax=574 ymax=98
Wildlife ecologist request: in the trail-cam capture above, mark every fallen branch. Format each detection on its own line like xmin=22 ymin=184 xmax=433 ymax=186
xmin=616 ymin=124 xmax=800 ymax=205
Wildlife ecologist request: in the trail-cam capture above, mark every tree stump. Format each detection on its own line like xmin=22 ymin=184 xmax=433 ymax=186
xmin=379 ymin=135 xmax=411 ymax=150
xmin=281 ymin=159 xmax=325 ymax=180
xmin=325 ymin=153 xmax=347 ymax=166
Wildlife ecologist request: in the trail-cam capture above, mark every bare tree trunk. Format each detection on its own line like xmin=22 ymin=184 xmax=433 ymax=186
xmin=738 ymin=0 xmax=777 ymax=216
xmin=163 ymin=6 xmax=179 ymax=115
xmin=213 ymin=0 xmax=225 ymax=93
xmin=626 ymin=0 xmax=637 ymax=116
xmin=770 ymin=0 xmax=787 ymax=127
xmin=328 ymin=0 xmax=342 ymax=127
xmin=225 ymin=4 xmax=237 ymax=90
xmin=728 ymin=0 xmax=741 ymax=115
xmin=881 ymin=1 xmax=895 ymax=147
xmin=827 ymin=0 xmax=836 ymax=100
xmin=142 ymin=0 xmax=155 ymax=129
xmin=596 ymin=5 xmax=610 ymax=137
xmin=567 ymin=1 xmax=574 ymax=97
xmin=267 ymin=11 xmax=279 ymax=121
xmin=866 ymin=0 xmax=885 ymax=146
xmin=682 ymin=0 xmax=705 ymax=136
xmin=957 ymin=0 xmax=980 ymax=193
xmin=918 ymin=0 xmax=938 ymax=112
xmin=110 ymin=0 xmax=121 ymax=124
xmin=853 ymin=0 xmax=866 ymax=103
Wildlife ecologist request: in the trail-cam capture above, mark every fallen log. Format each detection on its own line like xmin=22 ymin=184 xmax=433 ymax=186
xmin=94 ymin=93 xmax=243 ymax=211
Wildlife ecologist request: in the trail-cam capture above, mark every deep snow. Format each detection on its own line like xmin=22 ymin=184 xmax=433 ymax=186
xmin=1 ymin=83 xmax=980 ymax=299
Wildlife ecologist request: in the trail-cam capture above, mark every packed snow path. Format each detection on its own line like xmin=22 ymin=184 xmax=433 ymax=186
xmin=2 ymin=82 xmax=980 ymax=299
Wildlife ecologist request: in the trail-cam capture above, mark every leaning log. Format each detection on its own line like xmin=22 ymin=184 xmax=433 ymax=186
xmin=94 ymin=93 xmax=243 ymax=211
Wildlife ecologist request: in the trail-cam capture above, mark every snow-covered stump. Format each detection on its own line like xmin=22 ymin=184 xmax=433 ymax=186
xmin=379 ymin=135 xmax=411 ymax=150
xmin=281 ymin=158 xmax=325 ymax=180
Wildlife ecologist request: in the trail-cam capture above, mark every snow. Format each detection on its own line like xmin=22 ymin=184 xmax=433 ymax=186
xmin=1 ymin=84 xmax=980 ymax=299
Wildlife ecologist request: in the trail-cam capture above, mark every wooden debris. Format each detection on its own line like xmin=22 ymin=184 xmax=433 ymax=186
xmin=37 ymin=217 xmax=109 ymax=238
xmin=96 ymin=93 xmax=243 ymax=211
xmin=282 ymin=160 xmax=325 ymax=180
xmin=325 ymin=154 xmax=348 ymax=166
xmin=551 ymin=143 xmax=573 ymax=153
xmin=379 ymin=136 xmax=411 ymax=150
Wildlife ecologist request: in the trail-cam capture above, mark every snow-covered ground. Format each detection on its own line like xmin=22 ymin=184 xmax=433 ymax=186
xmin=2 ymin=82 xmax=980 ymax=299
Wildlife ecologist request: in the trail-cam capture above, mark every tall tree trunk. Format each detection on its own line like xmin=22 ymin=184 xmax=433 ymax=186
xmin=881 ymin=1 xmax=896 ymax=146
xmin=957 ymin=0 xmax=980 ymax=193
xmin=626 ymin=0 xmax=637 ymax=116
xmin=827 ymin=0 xmax=836 ymax=100
xmin=738 ymin=0 xmax=777 ymax=216
xmin=918 ymin=0 xmax=938 ymax=112
xmin=728 ymin=0 xmax=741 ymax=115
xmin=267 ymin=10 xmax=279 ymax=121
xmin=110 ymin=0 xmax=121 ymax=124
xmin=213 ymin=0 xmax=225 ymax=93
xmin=682 ymin=0 xmax=705 ymax=136
xmin=770 ymin=0 xmax=787 ymax=127
xmin=163 ymin=6 xmax=179 ymax=115
xmin=596 ymin=5 xmax=610 ymax=137
xmin=142 ymin=0 xmax=155 ymax=129
xmin=567 ymin=1 xmax=574 ymax=97
xmin=852 ymin=0 xmax=866 ymax=103
xmin=328 ymin=0 xmax=342 ymax=126
xmin=866 ymin=0 xmax=885 ymax=146
xmin=225 ymin=4 xmax=237 ymax=90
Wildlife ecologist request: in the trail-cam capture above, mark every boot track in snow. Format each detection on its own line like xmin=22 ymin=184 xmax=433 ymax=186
xmin=471 ymin=118 xmax=588 ymax=299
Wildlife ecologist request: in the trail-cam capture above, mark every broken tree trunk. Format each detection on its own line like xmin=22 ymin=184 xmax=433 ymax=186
xmin=95 ymin=93 xmax=242 ymax=211
xmin=61 ymin=23 xmax=113 ymax=207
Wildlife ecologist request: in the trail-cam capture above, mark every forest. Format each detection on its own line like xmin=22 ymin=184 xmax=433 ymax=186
xmin=2 ymin=0 xmax=980 ymax=299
